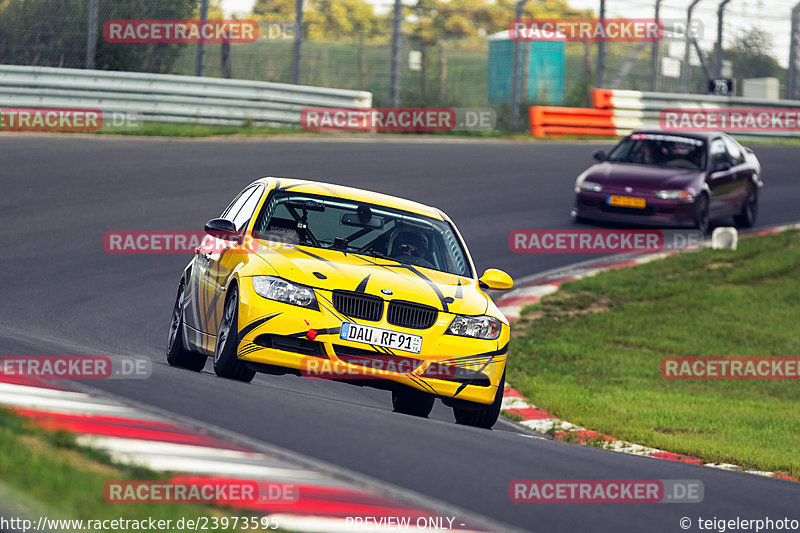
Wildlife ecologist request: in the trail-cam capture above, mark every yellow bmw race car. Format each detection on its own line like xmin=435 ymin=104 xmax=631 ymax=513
xmin=166 ymin=178 xmax=513 ymax=428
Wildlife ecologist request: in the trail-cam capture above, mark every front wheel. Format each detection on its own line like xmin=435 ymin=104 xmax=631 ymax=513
xmin=392 ymin=388 xmax=435 ymax=417
xmin=694 ymin=194 xmax=710 ymax=235
xmin=733 ymin=184 xmax=758 ymax=228
xmin=166 ymin=281 xmax=208 ymax=371
xmin=213 ymin=286 xmax=255 ymax=382
xmin=453 ymin=371 xmax=505 ymax=429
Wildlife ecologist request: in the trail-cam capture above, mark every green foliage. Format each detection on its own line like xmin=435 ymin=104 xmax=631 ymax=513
xmin=0 ymin=0 xmax=197 ymax=73
xmin=725 ymin=27 xmax=782 ymax=88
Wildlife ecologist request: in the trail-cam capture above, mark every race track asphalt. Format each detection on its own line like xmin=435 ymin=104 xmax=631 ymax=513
xmin=1 ymin=134 xmax=799 ymax=532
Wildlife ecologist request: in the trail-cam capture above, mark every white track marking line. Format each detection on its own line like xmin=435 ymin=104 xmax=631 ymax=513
xmin=500 ymin=397 xmax=533 ymax=410
xmin=0 ymin=382 xmax=90 ymax=398
xmin=105 ymin=452 xmax=331 ymax=481
xmin=77 ymin=435 xmax=346 ymax=485
xmin=519 ymin=419 xmax=579 ymax=433
xmin=603 ymin=440 xmax=663 ymax=456
xmin=0 ymin=391 xmax=139 ymax=415
xmin=76 ymin=435 xmax=263 ymax=460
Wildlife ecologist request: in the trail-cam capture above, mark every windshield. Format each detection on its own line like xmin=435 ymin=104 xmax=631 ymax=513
xmin=608 ymin=133 xmax=707 ymax=170
xmin=252 ymin=192 xmax=472 ymax=277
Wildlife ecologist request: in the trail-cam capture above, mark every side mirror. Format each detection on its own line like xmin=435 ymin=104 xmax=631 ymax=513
xmin=478 ymin=268 xmax=513 ymax=291
xmin=712 ymin=161 xmax=731 ymax=173
xmin=592 ymin=149 xmax=607 ymax=161
xmin=204 ymin=218 xmax=239 ymax=240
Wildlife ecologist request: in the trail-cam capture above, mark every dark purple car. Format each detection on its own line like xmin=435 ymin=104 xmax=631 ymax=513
xmin=572 ymin=130 xmax=762 ymax=233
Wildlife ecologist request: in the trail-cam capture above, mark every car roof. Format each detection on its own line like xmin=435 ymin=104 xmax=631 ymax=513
xmin=254 ymin=178 xmax=447 ymax=221
xmin=631 ymin=129 xmax=722 ymax=141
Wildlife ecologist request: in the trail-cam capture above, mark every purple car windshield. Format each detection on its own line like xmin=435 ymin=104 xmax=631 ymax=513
xmin=607 ymin=134 xmax=707 ymax=171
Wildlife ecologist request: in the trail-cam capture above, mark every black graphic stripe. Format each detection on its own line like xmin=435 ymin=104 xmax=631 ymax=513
xmin=238 ymin=343 xmax=263 ymax=357
xmin=408 ymin=375 xmax=438 ymax=394
xmin=355 ymin=274 xmax=370 ymax=293
xmin=348 ymin=256 xmax=450 ymax=312
xmin=238 ymin=313 xmax=281 ymax=342
xmin=289 ymin=246 xmax=342 ymax=271
xmin=452 ymin=343 xmax=509 ymax=397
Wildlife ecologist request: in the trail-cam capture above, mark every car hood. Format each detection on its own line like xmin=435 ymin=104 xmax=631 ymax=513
xmin=584 ymin=163 xmax=703 ymax=191
xmin=249 ymin=244 xmax=488 ymax=316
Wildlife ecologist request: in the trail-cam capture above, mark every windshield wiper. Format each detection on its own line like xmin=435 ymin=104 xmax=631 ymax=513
xmin=359 ymin=250 xmax=416 ymax=266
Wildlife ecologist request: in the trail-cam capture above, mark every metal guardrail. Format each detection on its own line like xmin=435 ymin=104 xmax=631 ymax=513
xmin=0 ymin=65 xmax=373 ymax=126
xmin=592 ymin=88 xmax=800 ymax=138
xmin=530 ymin=89 xmax=800 ymax=138
xmin=593 ymin=88 xmax=800 ymax=112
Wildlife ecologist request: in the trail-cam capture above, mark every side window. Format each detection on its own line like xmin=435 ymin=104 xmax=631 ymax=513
xmin=710 ymin=139 xmax=730 ymax=171
xmin=231 ymin=186 xmax=263 ymax=231
xmin=722 ymin=136 xmax=745 ymax=166
xmin=222 ymin=186 xmax=256 ymax=220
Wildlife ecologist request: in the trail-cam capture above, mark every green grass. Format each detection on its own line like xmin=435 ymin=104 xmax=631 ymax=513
xmin=508 ymin=230 xmax=800 ymax=478
xmin=99 ymin=121 xmax=309 ymax=137
xmin=94 ymin=122 xmax=509 ymax=138
xmin=501 ymin=410 xmax=525 ymax=422
xmin=0 ymin=407 xmax=263 ymax=529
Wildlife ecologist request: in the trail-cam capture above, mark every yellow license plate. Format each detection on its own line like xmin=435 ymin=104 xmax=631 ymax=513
xmin=608 ymin=195 xmax=646 ymax=209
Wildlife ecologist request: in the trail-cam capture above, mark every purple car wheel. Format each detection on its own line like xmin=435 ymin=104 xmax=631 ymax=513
xmin=734 ymin=185 xmax=758 ymax=228
xmin=694 ymin=195 xmax=710 ymax=235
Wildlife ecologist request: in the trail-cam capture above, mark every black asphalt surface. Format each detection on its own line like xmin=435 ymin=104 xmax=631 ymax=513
xmin=1 ymin=135 xmax=799 ymax=533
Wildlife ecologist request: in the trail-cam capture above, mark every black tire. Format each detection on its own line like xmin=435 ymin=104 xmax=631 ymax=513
xmin=212 ymin=286 xmax=256 ymax=382
xmin=166 ymin=281 xmax=208 ymax=371
xmin=733 ymin=183 xmax=758 ymax=228
xmin=453 ymin=371 xmax=505 ymax=429
xmin=694 ymin=194 xmax=710 ymax=235
xmin=392 ymin=387 xmax=435 ymax=417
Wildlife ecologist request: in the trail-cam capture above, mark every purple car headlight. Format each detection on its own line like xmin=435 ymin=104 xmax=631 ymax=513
xmin=656 ymin=190 xmax=693 ymax=200
xmin=576 ymin=176 xmax=603 ymax=193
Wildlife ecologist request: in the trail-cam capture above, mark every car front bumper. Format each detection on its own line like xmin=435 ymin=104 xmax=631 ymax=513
xmin=574 ymin=191 xmax=697 ymax=227
xmin=234 ymin=279 xmax=508 ymax=405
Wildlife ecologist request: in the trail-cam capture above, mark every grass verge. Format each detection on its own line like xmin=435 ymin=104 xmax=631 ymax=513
xmin=83 ymin=122 xmax=506 ymax=139
xmin=0 ymin=407 xmax=261 ymax=530
xmin=508 ymin=229 xmax=800 ymax=479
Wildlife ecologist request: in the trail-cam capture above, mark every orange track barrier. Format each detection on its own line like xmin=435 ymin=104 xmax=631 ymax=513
xmin=592 ymin=88 xmax=615 ymax=109
xmin=529 ymin=106 xmax=616 ymax=137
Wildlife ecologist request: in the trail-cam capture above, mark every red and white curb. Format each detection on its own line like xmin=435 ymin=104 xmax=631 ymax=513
xmin=0 ymin=376 xmax=490 ymax=532
xmin=496 ymin=223 xmax=800 ymax=482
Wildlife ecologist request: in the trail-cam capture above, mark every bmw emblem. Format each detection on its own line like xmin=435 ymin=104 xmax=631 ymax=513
xmin=381 ymin=289 xmax=393 ymax=295
xmin=625 ymin=186 xmax=633 ymax=193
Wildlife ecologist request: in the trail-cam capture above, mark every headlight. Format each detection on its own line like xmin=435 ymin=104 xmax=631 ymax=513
xmin=447 ymin=315 xmax=501 ymax=340
xmin=656 ymin=190 xmax=692 ymax=200
xmin=252 ymin=276 xmax=318 ymax=309
xmin=579 ymin=180 xmax=603 ymax=192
